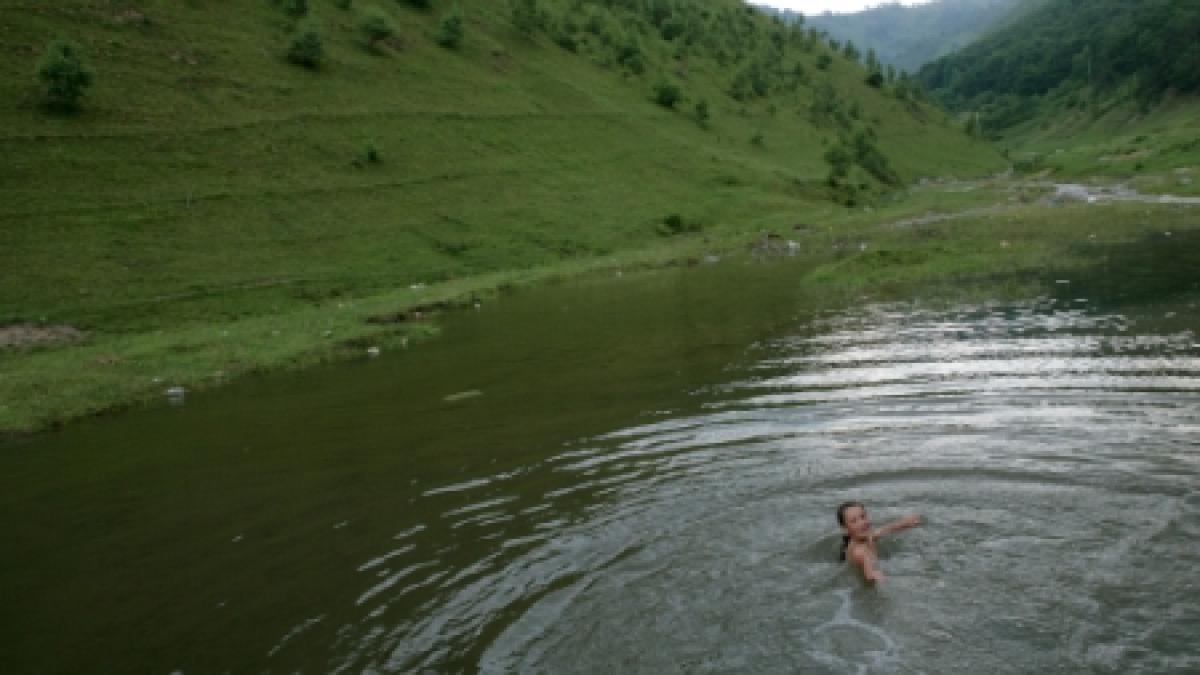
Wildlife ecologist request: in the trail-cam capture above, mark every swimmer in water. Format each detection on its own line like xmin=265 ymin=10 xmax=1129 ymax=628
xmin=836 ymin=501 xmax=921 ymax=583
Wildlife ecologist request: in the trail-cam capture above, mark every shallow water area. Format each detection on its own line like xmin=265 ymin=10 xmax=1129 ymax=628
xmin=3 ymin=243 xmax=1200 ymax=673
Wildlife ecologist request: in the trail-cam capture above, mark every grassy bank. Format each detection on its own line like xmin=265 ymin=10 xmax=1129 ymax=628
xmin=999 ymin=96 xmax=1200 ymax=196
xmin=806 ymin=195 xmax=1200 ymax=289
xmin=5 ymin=178 xmax=1198 ymax=435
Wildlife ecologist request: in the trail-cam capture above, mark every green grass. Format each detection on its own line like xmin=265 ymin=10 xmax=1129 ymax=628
xmin=998 ymin=95 xmax=1200 ymax=194
xmin=6 ymin=172 xmax=1195 ymax=436
xmin=806 ymin=200 xmax=1200 ymax=288
xmin=0 ymin=0 xmax=1019 ymax=433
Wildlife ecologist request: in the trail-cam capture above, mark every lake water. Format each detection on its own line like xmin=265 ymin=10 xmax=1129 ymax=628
xmin=3 ymin=232 xmax=1199 ymax=673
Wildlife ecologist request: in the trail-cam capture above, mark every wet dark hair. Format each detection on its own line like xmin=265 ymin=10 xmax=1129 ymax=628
xmin=836 ymin=501 xmax=865 ymax=562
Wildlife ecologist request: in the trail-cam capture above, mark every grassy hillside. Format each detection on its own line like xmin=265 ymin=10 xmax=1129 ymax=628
xmin=997 ymin=97 xmax=1200 ymax=190
xmin=0 ymin=0 xmax=1001 ymax=433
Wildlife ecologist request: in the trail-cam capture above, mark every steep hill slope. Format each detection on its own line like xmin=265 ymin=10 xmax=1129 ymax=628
xmin=0 ymin=0 xmax=1000 ymax=432
xmin=0 ymin=0 xmax=998 ymax=326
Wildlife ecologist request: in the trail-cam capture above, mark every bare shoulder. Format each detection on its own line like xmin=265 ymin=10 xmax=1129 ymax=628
xmin=846 ymin=541 xmax=870 ymax=564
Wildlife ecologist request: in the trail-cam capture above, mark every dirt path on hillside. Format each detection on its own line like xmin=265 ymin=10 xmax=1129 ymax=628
xmin=0 ymin=324 xmax=85 ymax=349
xmin=884 ymin=180 xmax=1200 ymax=230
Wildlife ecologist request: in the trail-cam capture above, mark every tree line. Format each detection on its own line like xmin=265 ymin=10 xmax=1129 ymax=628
xmin=917 ymin=0 xmax=1200 ymax=133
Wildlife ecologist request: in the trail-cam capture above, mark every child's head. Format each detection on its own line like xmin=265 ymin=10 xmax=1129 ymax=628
xmin=837 ymin=500 xmax=866 ymax=528
xmin=836 ymin=500 xmax=868 ymax=560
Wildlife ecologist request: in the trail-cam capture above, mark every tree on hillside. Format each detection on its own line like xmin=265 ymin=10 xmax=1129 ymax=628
xmin=615 ymin=34 xmax=646 ymax=74
xmin=283 ymin=0 xmax=307 ymax=18
xmin=824 ymin=143 xmax=852 ymax=184
xmin=437 ymin=9 xmax=464 ymax=48
xmin=864 ymin=44 xmax=884 ymax=86
xmin=693 ymin=98 xmax=710 ymax=127
xmin=287 ymin=23 xmax=324 ymax=67
xmin=1070 ymin=45 xmax=1092 ymax=86
xmin=653 ymin=80 xmax=682 ymax=109
xmin=964 ymin=111 xmax=980 ymax=137
xmin=358 ymin=9 xmax=395 ymax=48
xmin=841 ymin=40 xmax=859 ymax=63
xmin=36 ymin=40 xmax=92 ymax=111
xmin=511 ymin=0 xmax=542 ymax=37
xmin=894 ymin=71 xmax=912 ymax=100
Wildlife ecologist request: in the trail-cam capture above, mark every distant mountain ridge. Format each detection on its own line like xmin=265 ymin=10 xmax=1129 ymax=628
xmin=760 ymin=0 xmax=1024 ymax=73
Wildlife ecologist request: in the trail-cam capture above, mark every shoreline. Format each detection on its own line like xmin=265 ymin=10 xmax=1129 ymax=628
xmin=3 ymin=180 xmax=1197 ymax=439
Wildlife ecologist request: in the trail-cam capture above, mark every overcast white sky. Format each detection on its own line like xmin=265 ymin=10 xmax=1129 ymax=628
xmin=758 ymin=0 xmax=935 ymax=15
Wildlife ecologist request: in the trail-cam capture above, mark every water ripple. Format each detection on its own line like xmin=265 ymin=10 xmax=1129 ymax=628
xmin=326 ymin=297 xmax=1200 ymax=673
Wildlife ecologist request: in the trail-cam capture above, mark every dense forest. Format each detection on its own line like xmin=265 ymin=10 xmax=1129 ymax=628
xmin=918 ymin=0 xmax=1200 ymax=133
xmin=785 ymin=0 xmax=1023 ymax=73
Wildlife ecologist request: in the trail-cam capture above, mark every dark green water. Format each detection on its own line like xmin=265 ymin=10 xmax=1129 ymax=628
xmin=3 ymin=237 xmax=1200 ymax=673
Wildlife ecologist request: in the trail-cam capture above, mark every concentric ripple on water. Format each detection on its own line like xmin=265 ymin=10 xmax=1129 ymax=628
xmin=334 ymin=297 xmax=1200 ymax=673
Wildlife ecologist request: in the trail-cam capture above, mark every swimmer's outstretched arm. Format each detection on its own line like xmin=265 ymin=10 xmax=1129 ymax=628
xmin=871 ymin=513 xmax=921 ymax=540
